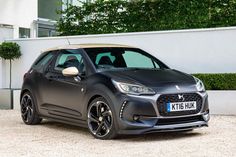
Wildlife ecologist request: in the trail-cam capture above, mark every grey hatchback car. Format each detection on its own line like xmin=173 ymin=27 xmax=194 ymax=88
xmin=20 ymin=44 xmax=210 ymax=139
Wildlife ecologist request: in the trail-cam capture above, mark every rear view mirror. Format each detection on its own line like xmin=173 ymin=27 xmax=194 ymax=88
xmin=62 ymin=67 xmax=79 ymax=77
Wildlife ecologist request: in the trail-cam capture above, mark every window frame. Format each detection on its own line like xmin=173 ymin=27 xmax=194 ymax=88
xmin=32 ymin=51 xmax=56 ymax=72
xmin=50 ymin=49 xmax=88 ymax=76
xmin=54 ymin=51 xmax=83 ymax=71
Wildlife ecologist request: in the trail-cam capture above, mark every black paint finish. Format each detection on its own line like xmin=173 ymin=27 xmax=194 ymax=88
xmin=21 ymin=46 xmax=209 ymax=136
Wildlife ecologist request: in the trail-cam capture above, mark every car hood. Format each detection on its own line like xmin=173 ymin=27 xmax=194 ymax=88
xmin=101 ymin=69 xmax=197 ymax=92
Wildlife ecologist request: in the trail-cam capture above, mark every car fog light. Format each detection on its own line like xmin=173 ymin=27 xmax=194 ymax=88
xmin=202 ymin=113 xmax=210 ymax=122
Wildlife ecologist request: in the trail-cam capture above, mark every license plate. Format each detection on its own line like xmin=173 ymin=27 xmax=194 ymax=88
xmin=167 ymin=101 xmax=197 ymax=112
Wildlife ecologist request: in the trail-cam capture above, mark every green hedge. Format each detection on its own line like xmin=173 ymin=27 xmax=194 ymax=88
xmin=57 ymin=0 xmax=236 ymax=35
xmin=193 ymin=73 xmax=236 ymax=90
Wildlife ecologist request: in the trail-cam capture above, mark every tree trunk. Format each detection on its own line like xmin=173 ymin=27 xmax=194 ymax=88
xmin=9 ymin=59 xmax=11 ymax=89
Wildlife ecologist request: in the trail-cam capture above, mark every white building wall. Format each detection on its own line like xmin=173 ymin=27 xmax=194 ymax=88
xmin=0 ymin=26 xmax=13 ymax=88
xmin=0 ymin=26 xmax=14 ymax=42
xmin=208 ymin=91 xmax=236 ymax=115
xmin=0 ymin=59 xmax=2 ymax=88
xmin=1 ymin=60 xmax=8 ymax=89
xmin=3 ymin=26 xmax=236 ymax=89
xmin=0 ymin=59 xmax=8 ymax=89
xmin=0 ymin=0 xmax=38 ymax=38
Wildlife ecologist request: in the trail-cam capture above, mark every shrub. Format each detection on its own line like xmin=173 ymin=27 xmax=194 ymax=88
xmin=0 ymin=42 xmax=22 ymax=88
xmin=193 ymin=73 xmax=236 ymax=90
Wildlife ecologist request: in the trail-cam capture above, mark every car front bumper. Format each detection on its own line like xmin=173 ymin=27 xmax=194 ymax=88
xmin=114 ymin=91 xmax=209 ymax=135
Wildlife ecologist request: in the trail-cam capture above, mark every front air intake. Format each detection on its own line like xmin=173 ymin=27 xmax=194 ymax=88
xmin=156 ymin=93 xmax=202 ymax=117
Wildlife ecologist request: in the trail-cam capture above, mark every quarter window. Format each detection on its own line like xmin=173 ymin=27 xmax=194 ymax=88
xmin=34 ymin=52 xmax=54 ymax=68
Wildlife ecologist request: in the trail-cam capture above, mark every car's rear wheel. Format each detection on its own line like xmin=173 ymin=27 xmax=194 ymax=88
xmin=87 ymin=97 xmax=117 ymax=139
xmin=20 ymin=92 xmax=42 ymax=125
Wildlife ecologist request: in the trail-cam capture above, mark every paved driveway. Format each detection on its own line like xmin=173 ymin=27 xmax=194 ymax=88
xmin=0 ymin=110 xmax=235 ymax=157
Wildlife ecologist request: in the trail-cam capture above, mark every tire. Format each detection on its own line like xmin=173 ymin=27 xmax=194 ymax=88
xmin=87 ymin=97 xmax=117 ymax=140
xmin=20 ymin=92 xmax=42 ymax=125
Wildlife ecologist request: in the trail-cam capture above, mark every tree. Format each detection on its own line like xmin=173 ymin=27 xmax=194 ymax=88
xmin=0 ymin=42 xmax=22 ymax=89
xmin=56 ymin=0 xmax=236 ymax=36
xmin=57 ymin=0 xmax=129 ymax=35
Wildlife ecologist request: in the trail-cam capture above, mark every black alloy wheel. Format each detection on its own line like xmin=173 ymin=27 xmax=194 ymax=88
xmin=20 ymin=92 xmax=42 ymax=125
xmin=87 ymin=97 xmax=117 ymax=139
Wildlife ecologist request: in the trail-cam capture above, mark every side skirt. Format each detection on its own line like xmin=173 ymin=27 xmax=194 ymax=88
xmin=41 ymin=115 xmax=88 ymax=128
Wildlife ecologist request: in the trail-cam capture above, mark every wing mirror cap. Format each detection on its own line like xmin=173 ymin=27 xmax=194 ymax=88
xmin=62 ymin=67 xmax=79 ymax=77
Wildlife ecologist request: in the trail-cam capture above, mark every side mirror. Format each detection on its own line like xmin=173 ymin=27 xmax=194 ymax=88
xmin=62 ymin=67 xmax=79 ymax=77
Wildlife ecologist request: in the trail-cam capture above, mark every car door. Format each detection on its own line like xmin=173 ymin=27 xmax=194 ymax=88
xmin=41 ymin=49 xmax=87 ymax=119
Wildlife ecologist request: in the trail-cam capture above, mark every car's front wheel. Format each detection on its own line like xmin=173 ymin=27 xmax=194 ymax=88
xmin=87 ymin=97 xmax=117 ymax=139
xmin=20 ymin=92 xmax=42 ymax=125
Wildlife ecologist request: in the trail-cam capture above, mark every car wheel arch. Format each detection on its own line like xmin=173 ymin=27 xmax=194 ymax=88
xmin=84 ymin=84 xmax=118 ymax=118
xmin=20 ymin=88 xmax=41 ymax=114
xmin=20 ymin=89 xmax=30 ymax=100
xmin=87 ymin=95 xmax=102 ymax=109
xmin=86 ymin=83 xmax=115 ymax=104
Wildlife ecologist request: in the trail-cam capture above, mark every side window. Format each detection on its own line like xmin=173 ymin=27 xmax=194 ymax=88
xmin=95 ymin=52 xmax=116 ymax=66
xmin=34 ymin=52 xmax=54 ymax=69
xmin=122 ymin=51 xmax=159 ymax=68
xmin=54 ymin=50 xmax=85 ymax=74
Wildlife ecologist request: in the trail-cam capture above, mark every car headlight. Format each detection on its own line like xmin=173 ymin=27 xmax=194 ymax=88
xmin=194 ymin=77 xmax=205 ymax=92
xmin=112 ymin=80 xmax=155 ymax=95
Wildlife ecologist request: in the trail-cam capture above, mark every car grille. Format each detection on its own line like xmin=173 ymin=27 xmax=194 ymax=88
xmin=156 ymin=115 xmax=204 ymax=125
xmin=156 ymin=93 xmax=202 ymax=117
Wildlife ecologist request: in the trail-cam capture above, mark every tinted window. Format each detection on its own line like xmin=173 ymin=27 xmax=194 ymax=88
xmin=122 ymin=51 xmax=160 ymax=68
xmin=34 ymin=52 xmax=54 ymax=68
xmin=95 ymin=52 xmax=116 ymax=65
xmin=84 ymin=48 xmax=166 ymax=70
xmin=54 ymin=49 xmax=85 ymax=74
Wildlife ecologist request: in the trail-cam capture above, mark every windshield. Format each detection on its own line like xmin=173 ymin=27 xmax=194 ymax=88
xmin=84 ymin=47 xmax=168 ymax=70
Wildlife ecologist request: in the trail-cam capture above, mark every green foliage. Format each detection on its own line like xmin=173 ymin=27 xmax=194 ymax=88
xmin=0 ymin=42 xmax=21 ymax=60
xmin=193 ymin=73 xmax=236 ymax=90
xmin=57 ymin=0 xmax=236 ymax=35
xmin=0 ymin=42 xmax=21 ymax=89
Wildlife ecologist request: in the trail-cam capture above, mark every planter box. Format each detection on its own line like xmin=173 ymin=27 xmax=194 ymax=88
xmin=10 ymin=90 xmax=236 ymax=115
xmin=13 ymin=89 xmax=21 ymax=110
xmin=0 ymin=89 xmax=11 ymax=109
